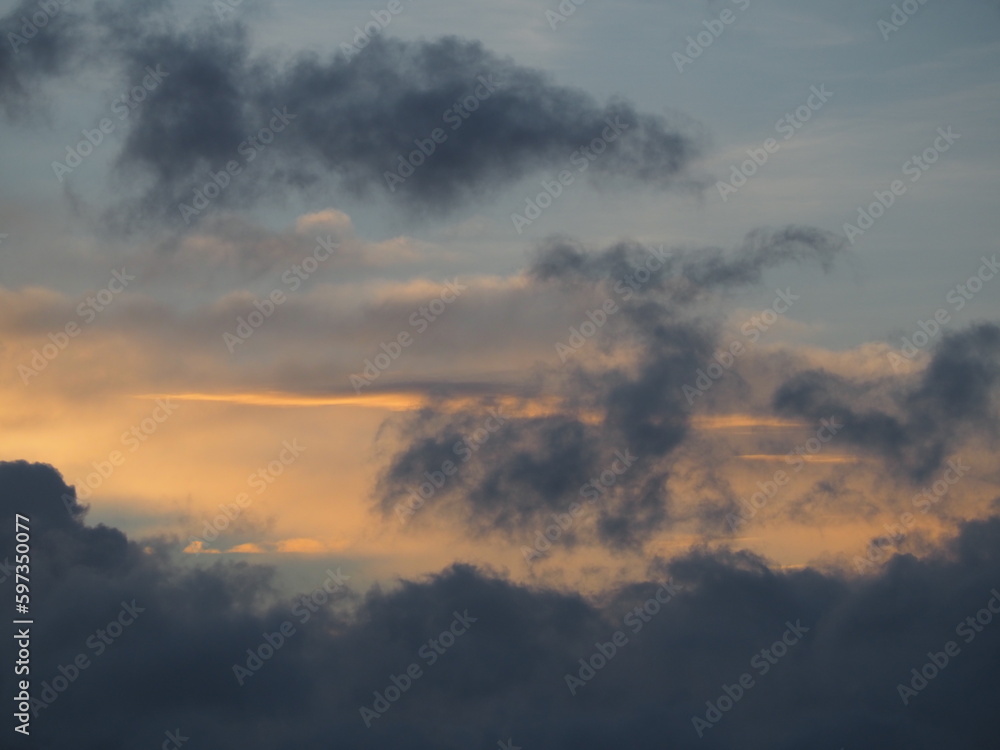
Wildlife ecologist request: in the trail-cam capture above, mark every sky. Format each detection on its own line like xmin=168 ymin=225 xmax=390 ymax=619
xmin=1 ymin=0 xmax=999 ymax=746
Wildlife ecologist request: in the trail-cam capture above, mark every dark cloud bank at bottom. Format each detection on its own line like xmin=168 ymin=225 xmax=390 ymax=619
xmin=2 ymin=460 xmax=1000 ymax=748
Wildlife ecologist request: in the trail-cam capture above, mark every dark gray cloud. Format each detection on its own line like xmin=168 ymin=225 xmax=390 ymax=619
xmin=375 ymin=227 xmax=846 ymax=549
xmin=0 ymin=0 xmax=175 ymax=118
xmin=3 ymin=460 xmax=1000 ymax=748
xmin=243 ymin=36 xmax=700 ymax=214
xmin=530 ymin=225 xmax=844 ymax=302
xmin=1 ymin=0 xmax=703 ymax=226
xmin=773 ymin=323 xmax=1000 ymax=482
xmin=0 ymin=0 xmax=83 ymax=117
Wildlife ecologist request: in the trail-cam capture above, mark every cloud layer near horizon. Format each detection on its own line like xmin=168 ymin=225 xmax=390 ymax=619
xmin=3 ymin=460 xmax=1000 ymax=748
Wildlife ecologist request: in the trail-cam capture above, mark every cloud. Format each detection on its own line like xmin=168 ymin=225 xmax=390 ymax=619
xmin=374 ymin=226 xmax=847 ymax=549
xmin=773 ymin=323 xmax=1000 ymax=482
xmin=0 ymin=0 xmax=83 ymax=118
xmin=3 ymin=459 xmax=1000 ymax=748
xmin=1 ymin=0 xmax=703 ymax=227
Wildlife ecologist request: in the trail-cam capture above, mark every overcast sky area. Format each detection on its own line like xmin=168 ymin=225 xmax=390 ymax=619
xmin=1 ymin=0 xmax=1000 ymax=747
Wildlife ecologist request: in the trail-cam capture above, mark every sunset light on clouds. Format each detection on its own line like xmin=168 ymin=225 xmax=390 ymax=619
xmin=2 ymin=0 xmax=1000 ymax=746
